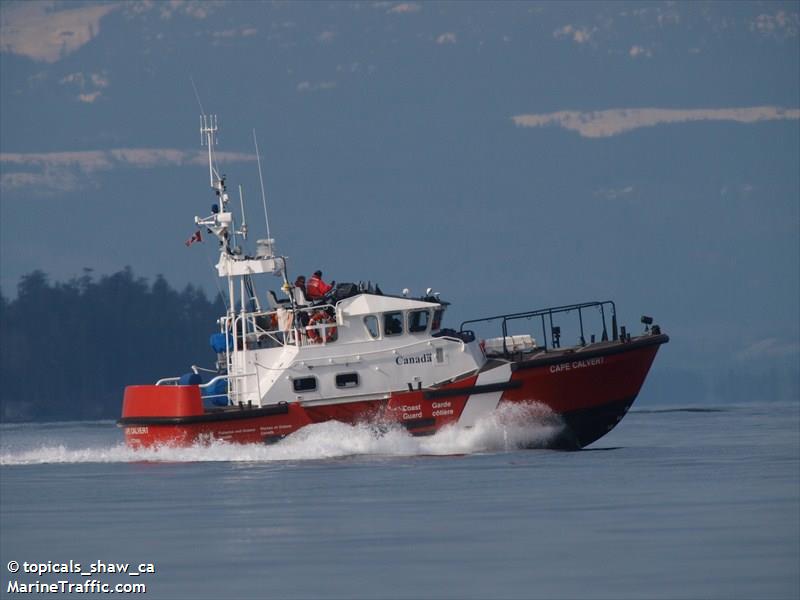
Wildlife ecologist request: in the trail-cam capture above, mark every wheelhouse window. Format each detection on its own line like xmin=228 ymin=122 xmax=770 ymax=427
xmin=292 ymin=376 xmax=317 ymax=392
xmin=408 ymin=309 xmax=430 ymax=333
xmin=432 ymin=308 xmax=444 ymax=331
xmin=384 ymin=311 xmax=404 ymax=336
xmin=364 ymin=315 xmax=379 ymax=339
xmin=335 ymin=373 xmax=359 ymax=388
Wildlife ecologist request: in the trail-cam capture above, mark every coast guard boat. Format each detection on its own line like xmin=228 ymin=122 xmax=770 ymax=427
xmin=119 ymin=117 xmax=668 ymax=449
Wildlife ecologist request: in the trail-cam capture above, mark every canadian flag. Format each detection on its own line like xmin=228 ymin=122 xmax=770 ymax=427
xmin=185 ymin=231 xmax=202 ymax=246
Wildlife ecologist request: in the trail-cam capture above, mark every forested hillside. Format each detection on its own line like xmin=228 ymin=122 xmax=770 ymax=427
xmin=0 ymin=269 xmax=224 ymax=422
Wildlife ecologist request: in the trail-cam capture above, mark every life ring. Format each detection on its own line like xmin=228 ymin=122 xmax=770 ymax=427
xmin=306 ymin=311 xmax=337 ymax=343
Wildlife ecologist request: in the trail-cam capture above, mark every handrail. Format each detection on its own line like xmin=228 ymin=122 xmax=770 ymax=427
xmin=460 ymin=300 xmax=617 ymax=355
xmin=155 ymin=371 xmax=252 ymax=387
xmin=225 ymin=302 xmax=340 ymax=348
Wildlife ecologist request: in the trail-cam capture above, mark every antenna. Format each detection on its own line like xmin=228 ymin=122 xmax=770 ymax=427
xmin=190 ymin=75 xmax=206 ymax=115
xmin=238 ymin=184 xmax=248 ymax=240
xmin=252 ymin=129 xmax=271 ymax=241
xmin=200 ymin=114 xmax=219 ymax=189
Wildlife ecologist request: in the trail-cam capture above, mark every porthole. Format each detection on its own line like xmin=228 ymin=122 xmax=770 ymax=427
xmin=335 ymin=373 xmax=359 ymax=388
xmin=292 ymin=376 xmax=317 ymax=392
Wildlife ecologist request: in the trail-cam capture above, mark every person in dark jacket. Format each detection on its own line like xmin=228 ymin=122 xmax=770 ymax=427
xmin=294 ymin=275 xmax=306 ymax=292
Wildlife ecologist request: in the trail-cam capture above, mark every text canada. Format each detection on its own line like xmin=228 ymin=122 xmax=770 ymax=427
xmin=396 ymin=353 xmax=432 ymax=366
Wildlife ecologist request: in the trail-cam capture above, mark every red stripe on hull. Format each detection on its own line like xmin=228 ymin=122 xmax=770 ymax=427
xmin=122 ymin=402 xmax=313 ymax=447
xmin=303 ymin=399 xmax=387 ymax=424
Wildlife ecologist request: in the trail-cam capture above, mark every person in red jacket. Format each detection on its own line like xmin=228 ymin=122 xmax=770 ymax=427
xmin=306 ymin=270 xmax=334 ymax=299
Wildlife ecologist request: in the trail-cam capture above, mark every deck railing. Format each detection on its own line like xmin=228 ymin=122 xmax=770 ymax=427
xmin=459 ymin=300 xmax=618 ymax=356
xmin=224 ymin=302 xmax=340 ymax=351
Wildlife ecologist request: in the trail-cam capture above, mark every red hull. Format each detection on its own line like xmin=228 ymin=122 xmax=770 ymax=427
xmin=119 ymin=334 xmax=667 ymax=449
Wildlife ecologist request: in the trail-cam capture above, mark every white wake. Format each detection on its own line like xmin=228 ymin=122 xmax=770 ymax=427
xmin=0 ymin=402 xmax=564 ymax=466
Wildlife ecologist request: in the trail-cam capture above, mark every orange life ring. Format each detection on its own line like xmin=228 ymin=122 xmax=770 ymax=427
xmin=306 ymin=311 xmax=337 ymax=343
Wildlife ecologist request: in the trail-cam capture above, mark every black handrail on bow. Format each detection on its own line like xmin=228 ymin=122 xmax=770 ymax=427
xmin=459 ymin=301 xmax=618 ymax=356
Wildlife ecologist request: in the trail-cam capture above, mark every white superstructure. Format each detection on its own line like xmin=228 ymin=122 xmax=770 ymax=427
xmin=189 ymin=117 xmax=487 ymax=411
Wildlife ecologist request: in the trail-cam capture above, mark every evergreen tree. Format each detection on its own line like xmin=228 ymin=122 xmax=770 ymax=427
xmin=0 ymin=269 xmax=224 ymax=422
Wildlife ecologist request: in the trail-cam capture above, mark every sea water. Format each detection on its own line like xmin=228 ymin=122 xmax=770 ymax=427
xmin=1 ymin=402 xmax=798 ymax=600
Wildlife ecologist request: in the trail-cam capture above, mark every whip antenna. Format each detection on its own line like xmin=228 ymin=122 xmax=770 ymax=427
xmin=238 ymin=184 xmax=247 ymax=240
xmin=253 ymin=129 xmax=271 ymax=241
xmin=190 ymin=75 xmax=206 ymax=116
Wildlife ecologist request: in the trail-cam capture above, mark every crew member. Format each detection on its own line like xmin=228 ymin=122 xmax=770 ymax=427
xmin=294 ymin=275 xmax=306 ymax=291
xmin=306 ymin=270 xmax=334 ymax=299
xmin=292 ymin=275 xmax=310 ymax=311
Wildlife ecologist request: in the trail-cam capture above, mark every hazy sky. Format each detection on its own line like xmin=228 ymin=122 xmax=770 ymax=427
xmin=1 ymin=1 xmax=798 ymax=377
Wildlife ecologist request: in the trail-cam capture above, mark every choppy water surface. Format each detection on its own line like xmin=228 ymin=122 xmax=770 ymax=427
xmin=1 ymin=402 xmax=798 ymax=599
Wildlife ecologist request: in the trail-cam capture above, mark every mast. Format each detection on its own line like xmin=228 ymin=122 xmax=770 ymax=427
xmin=194 ymin=115 xmax=286 ymax=280
xmin=193 ymin=114 xmax=291 ymax=403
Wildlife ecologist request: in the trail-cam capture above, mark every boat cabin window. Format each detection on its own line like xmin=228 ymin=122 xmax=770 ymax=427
xmin=384 ymin=312 xmax=404 ymax=336
xmin=292 ymin=376 xmax=317 ymax=392
xmin=408 ymin=309 xmax=430 ymax=333
xmin=432 ymin=308 xmax=444 ymax=331
xmin=363 ymin=315 xmax=379 ymax=339
xmin=335 ymin=373 xmax=359 ymax=389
